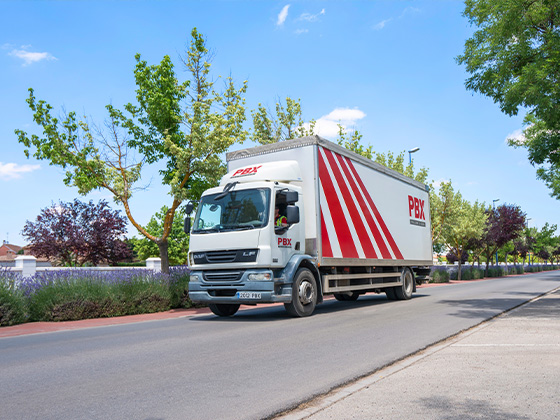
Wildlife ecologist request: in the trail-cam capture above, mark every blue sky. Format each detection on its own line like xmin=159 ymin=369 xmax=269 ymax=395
xmin=1 ymin=0 xmax=557 ymax=245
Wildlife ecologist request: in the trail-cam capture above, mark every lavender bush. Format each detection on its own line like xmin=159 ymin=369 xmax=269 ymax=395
xmin=1 ymin=266 xmax=193 ymax=324
xmin=0 ymin=269 xmax=26 ymax=326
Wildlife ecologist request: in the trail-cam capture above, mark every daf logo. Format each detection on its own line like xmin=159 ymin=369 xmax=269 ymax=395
xmin=193 ymin=253 xmax=205 ymax=259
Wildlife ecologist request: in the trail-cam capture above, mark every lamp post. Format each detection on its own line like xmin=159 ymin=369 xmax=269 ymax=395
xmin=493 ymin=199 xmax=500 ymax=267
xmin=408 ymin=147 xmax=420 ymax=165
xmin=527 ymin=218 xmax=532 ymax=265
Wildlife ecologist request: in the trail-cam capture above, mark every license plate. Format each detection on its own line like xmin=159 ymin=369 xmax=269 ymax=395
xmin=237 ymin=292 xmax=261 ymax=299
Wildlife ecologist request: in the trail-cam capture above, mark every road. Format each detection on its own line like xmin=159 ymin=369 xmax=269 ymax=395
xmin=1 ymin=271 xmax=559 ymax=420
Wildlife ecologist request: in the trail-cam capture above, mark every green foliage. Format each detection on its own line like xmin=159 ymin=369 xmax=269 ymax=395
xmin=251 ymin=96 xmax=429 ymax=184
xmin=458 ymin=0 xmax=560 ymax=198
xmin=25 ymin=270 xmax=192 ymax=322
xmin=251 ymin=97 xmax=313 ymax=143
xmin=130 ymin=206 xmax=189 ymax=265
xmin=431 ymin=267 xmax=450 ymax=283
xmin=450 ymin=266 xmax=485 ymax=280
xmin=0 ymin=277 xmax=27 ymax=326
xmin=486 ymin=266 xmax=505 ymax=277
xmin=27 ymin=278 xmax=169 ymax=321
xmin=534 ymin=222 xmax=559 ymax=257
xmin=15 ymin=28 xmax=247 ymax=273
xmin=336 ymin=125 xmax=374 ymax=160
xmin=374 ymin=150 xmax=429 ymax=184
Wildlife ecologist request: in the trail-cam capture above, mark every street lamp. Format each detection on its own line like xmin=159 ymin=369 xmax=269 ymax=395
xmin=408 ymin=147 xmax=420 ymax=165
xmin=527 ymin=218 xmax=532 ymax=265
xmin=493 ymin=199 xmax=500 ymax=266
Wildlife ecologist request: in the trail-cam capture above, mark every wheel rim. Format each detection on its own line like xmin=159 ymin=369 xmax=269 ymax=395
xmin=298 ymin=280 xmax=314 ymax=305
xmin=404 ymin=271 xmax=413 ymax=294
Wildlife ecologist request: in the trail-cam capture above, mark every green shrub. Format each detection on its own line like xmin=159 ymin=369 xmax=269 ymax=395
xmin=22 ymin=267 xmax=193 ymax=322
xmin=431 ymin=267 xmax=450 ymax=283
xmin=487 ymin=267 xmax=504 ymax=277
xmin=0 ymin=275 xmax=27 ymax=326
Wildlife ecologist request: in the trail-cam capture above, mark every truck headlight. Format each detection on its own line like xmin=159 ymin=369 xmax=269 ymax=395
xmin=189 ymin=274 xmax=200 ymax=282
xmin=248 ymin=273 xmax=271 ymax=281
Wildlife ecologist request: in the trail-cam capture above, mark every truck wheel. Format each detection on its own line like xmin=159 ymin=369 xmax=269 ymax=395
xmin=395 ymin=268 xmax=414 ymax=300
xmin=209 ymin=303 xmax=240 ymax=317
xmin=334 ymin=292 xmax=360 ymax=301
xmin=284 ymin=268 xmax=317 ymax=317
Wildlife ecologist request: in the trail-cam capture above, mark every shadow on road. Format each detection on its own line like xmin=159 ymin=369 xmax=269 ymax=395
xmin=437 ymin=297 xmax=531 ymax=319
xmin=416 ymin=396 xmax=530 ymax=420
xmin=190 ymin=293 xmax=429 ymax=322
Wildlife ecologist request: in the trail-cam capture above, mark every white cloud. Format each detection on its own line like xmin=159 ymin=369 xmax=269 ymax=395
xmin=298 ymin=8 xmax=325 ymax=22
xmin=277 ymin=5 xmax=290 ymax=26
xmin=400 ymin=7 xmax=420 ymax=17
xmin=0 ymin=162 xmax=40 ymax=180
xmin=295 ymin=29 xmax=309 ymax=35
xmin=8 ymin=46 xmax=57 ymax=66
xmin=324 ymin=108 xmax=366 ymax=124
xmin=373 ymin=18 xmax=392 ymax=31
xmin=300 ymin=107 xmax=366 ymax=139
xmin=506 ymin=128 xmax=526 ymax=145
xmin=432 ymin=179 xmax=450 ymax=190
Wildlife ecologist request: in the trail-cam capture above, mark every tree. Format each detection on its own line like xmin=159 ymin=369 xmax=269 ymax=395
xmin=534 ymin=222 xmax=558 ymax=263
xmin=251 ymin=97 xmax=313 ymax=144
xmin=457 ymin=0 xmax=560 ymax=198
xmin=430 ymin=181 xmax=461 ymax=250
xmin=129 ymin=206 xmax=189 ymax=266
xmin=251 ymin=96 xmax=429 ymax=183
xmin=481 ymin=204 xmax=526 ymax=274
xmin=442 ymin=198 xmax=487 ymax=280
xmin=446 ymin=248 xmax=469 ymax=265
xmin=22 ymin=200 xmax=131 ymax=266
xmin=16 ymin=28 xmax=247 ymax=273
xmin=373 ymin=150 xmax=429 ymax=184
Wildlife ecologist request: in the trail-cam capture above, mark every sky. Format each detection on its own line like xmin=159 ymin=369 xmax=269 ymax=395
xmin=1 ymin=0 xmax=558 ymax=246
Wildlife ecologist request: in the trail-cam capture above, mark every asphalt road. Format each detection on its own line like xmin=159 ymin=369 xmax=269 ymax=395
xmin=1 ymin=271 xmax=559 ymax=420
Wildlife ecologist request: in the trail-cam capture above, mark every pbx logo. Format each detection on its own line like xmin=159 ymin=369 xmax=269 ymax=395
xmin=277 ymin=238 xmax=292 ymax=248
xmin=408 ymin=195 xmax=425 ymax=220
xmin=232 ymin=165 xmax=262 ymax=177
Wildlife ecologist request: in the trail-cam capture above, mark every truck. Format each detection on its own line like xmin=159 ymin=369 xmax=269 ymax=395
xmin=185 ymin=135 xmax=432 ymax=317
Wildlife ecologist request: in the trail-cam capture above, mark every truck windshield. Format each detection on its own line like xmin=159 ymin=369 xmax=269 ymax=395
xmin=192 ymin=188 xmax=270 ymax=233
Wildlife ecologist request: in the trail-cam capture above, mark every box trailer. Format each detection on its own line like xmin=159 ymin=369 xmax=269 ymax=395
xmin=186 ymin=136 xmax=432 ymax=317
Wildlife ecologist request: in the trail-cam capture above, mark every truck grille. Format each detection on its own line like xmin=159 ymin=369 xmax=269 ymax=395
xmin=193 ymin=249 xmax=259 ymax=264
xmin=203 ymin=271 xmax=244 ymax=282
xmin=206 ymin=251 xmax=238 ymax=263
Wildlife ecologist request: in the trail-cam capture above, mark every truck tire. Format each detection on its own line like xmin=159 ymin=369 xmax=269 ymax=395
xmin=395 ymin=268 xmax=414 ymax=300
xmin=209 ymin=303 xmax=240 ymax=317
xmin=334 ymin=292 xmax=360 ymax=301
xmin=284 ymin=268 xmax=317 ymax=317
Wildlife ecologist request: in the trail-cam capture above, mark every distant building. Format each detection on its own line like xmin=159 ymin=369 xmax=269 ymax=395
xmin=0 ymin=241 xmax=23 ymax=261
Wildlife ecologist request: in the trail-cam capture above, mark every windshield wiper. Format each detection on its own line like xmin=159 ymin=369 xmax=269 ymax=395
xmin=234 ymin=225 xmax=256 ymax=231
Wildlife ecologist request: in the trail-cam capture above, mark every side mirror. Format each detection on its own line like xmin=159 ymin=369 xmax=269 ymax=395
xmin=185 ymin=201 xmax=194 ymax=215
xmin=184 ymin=216 xmax=191 ymax=234
xmin=286 ymin=205 xmax=300 ymax=224
xmin=285 ymin=191 xmax=298 ymax=204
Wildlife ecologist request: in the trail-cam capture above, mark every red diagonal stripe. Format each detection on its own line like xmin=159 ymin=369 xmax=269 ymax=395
xmin=318 ymin=149 xmax=359 ymax=258
xmin=320 ymin=209 xmax=333 ymax=258
xmin=333 ymin=152 xmax=393 ymax=259
xmin=324 ymin=149 xmax=378 ymax=258
xmin=345 ymin=157 xmax=404 ymax=260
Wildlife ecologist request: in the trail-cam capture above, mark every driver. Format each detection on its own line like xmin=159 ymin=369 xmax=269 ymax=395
xmin=275 ymin=205 xmax=287 ymax=227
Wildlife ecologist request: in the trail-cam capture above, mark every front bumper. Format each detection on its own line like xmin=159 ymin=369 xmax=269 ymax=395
xmin=188 ymin=269 xmax=292 ymax=304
